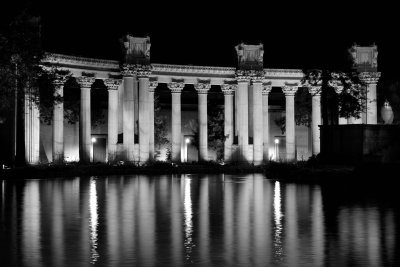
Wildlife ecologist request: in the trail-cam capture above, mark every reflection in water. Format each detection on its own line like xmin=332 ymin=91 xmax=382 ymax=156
xmin=183 ymin=176 xmax=194 ymax=262
xmin=273 ymin=181 xmax=283 ymax=261
xmin=22 ymin=180 xmax=42 ymax=266
xmin=89 ymin=178 xmax=99 ymax=264
xmin=1 ymin=175 xmax=399 ymax=267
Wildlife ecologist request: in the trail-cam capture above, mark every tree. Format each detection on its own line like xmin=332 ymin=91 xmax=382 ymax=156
xmin=301 ymin=67 xmax=365 ymax=125
xmin=0 ymin=10 xmax=60 ymax=165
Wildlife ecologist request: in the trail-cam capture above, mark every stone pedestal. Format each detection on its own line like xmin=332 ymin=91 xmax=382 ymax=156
xmin=282 ymin=84 xmax=298 ymax=161
xmin=77 ymin=77 xmax=94 ymax=163
xmin=169 ymin=82 xmax=184 ymax=163
xmin=195 ymin=82 xmax=211 ymax=162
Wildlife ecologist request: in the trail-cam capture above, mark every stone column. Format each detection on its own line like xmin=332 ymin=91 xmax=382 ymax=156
xmin=195 ymin=82 xmax=211 ymax=162
xmin=236 ymin=71 xmax=250 ymax=162
xmin=149 ymin=81 xmax=158 ymax=161
xmin=52 ymin=75 xmax=67 ymax=163
xmin=252 ymin=77 xmax=264 ymax=165
xmin=262 ymin=83 xmax=272 ymax=161
xmin=282 ymin=84 xmax=298 ymax=161
xmin=335 ymin=86 xmax=348 ymax=125
xmin=104 ymin=79 xmax=121 ymax=163
xmin=137 ymin=66 xmax=152 ymax=163
xmin=24 ymin=87 xmax=40 ymax=164
xmin=360 ymin=72 xmax=381 ymax=124
xmin=121 ymin=65 xmax=136 ymax=161
xmin=77 ymin=76 xmax=95 ymax=163
xmin=221 ymin=83 xmax=236 ymax=162
xmin=168 ymin=82 xmax=184 ymax=163
xmin=309 ymin=86 xmax=322 ymax=155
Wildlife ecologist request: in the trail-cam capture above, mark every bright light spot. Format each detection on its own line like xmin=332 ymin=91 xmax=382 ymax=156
xmin=273 ymin=181 xmax=283 ymax=258
xmin=91 ymin=137 xmax=96 ymax=143
xmin=186 ymin=138 xmax=191 ymax=144
xmin=275 ymin=139 xmax=280 ymax=144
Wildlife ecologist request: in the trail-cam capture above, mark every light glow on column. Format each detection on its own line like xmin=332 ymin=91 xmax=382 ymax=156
xmin=89 ymin=178 xmax=99 ymax=264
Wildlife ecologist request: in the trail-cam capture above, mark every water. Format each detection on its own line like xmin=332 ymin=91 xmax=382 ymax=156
xmin=0 ymin=174 xmax=398 ymax=266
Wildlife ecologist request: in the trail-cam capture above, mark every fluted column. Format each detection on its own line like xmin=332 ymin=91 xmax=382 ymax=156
xmin=24 ymin=87 xmax=40 ymax=164
xmin=282 ymin=84 xmax=298 ymax=161
xmin=309 ymin=86 xmax=322 ymax=155
xmin=77 ymin=76 xmax=95 ymax=163
xmin=262 ymin=83 xmax=272 ymax=161
xmin=149 ymin=81 xmax=158 ymax=161
xmin=360 ymin=72 xmax=381 ymax=124
xmin=236 ymin=71 xmax=250 ymax=162
xmin=168 ymin=82 xmax=184 ymax=163
xmin=195 ymin=82 xmax=211 ymax=162
xmin=137 ymin=66 xmax=152 ymax=162
xmin=121 ymin=65 xmax=136 ymax=161
xmin=104 ymin=79 xmax=121 ymax=163
xmin=52 ymin=75 xmax=67 ymax=163
xmin=335 ymin=86 xmax=348 ymax=125
xmin=221 ymin=83 xmax=236 ymax=162
xmin=252 ymin=76 xmax=264 ymax=165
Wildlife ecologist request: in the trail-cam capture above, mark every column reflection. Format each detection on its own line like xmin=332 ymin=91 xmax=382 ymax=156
xmin=89 ymin=178 xmax=99 ymax=263
xmin=273 ymin=181 xmax=283 ymax=261
xmin=183 ymin=175 xmax=194 ymax=262
xmin=22 ymin=180 xmax=42 ymax=267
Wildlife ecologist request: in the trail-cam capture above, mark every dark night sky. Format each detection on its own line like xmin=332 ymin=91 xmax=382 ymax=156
xmin=1 ymin=1 xmax=399 ymax=79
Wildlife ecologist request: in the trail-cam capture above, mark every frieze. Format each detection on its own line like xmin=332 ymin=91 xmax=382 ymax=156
xmin=43 ymin=53 xmax=119 ymax=70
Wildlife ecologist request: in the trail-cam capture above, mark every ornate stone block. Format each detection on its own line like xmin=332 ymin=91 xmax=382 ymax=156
xmin=76 ymin=76 xmax=95 ymax=88
xmin=221 ymin=83 xmax=237 ymax=95
xmin=168 ymin=82 xmax=185 ymax=93
xmin=104 ymin=79 xmax=122 ymax=90
xmin=194 ymin=82 xmax=211 ymax=94
xmin=282 ymin=83 xmax=299 ymax=96
xmin=359 ymin=72 xmax=381 ymax=84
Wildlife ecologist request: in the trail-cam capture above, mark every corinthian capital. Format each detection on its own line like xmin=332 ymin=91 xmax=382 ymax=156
xmin=52 ymin=74 xmax=68 ymax=87
xmin=168 ymin=82 xmax=185 ymax=93
xmin=359 ymin=72 xmax=381 ymax=84
xmin=121 ymin=64 xmax=136 ymax=77
xmin=135 ymin=65 xmax=152 ymax=78
xmin=76 ymin=76 xmax=95 ymax=88
xmin=282 ymin=82 xmax=299 ymax=96
xmin=194 ymin=82 xmax=211 ymax=94
xmin=104 ymin=79 xmax=121 ymax=90
xmin=221 ymin=83 xmax=237 ymax=95
xmin=262 ymin=82 xmax=272 ymax=95
xmin=149 ymin=81 xmax=158 ymax=92
xmin=308 ymin=86 xmax=322 ymax=96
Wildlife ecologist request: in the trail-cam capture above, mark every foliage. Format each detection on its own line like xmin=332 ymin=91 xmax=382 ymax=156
xmin=154 ymin=94 xmax=169 ymax=159
xmin=302 ymin=69 xmax=365 ymax=125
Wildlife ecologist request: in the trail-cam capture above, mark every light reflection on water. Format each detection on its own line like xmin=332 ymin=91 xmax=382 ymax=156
xmin=0 ymin=174 xmax=398 ymax=267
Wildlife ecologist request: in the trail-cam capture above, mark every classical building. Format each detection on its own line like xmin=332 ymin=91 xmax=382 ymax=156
xmin=22 ymin=36 xmax=380 ymax=165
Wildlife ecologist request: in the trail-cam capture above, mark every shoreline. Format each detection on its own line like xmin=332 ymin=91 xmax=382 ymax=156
xmin=1 ymin=161 xmax=398 ymax=183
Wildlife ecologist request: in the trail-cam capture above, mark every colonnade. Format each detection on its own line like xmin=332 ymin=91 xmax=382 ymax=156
xmin=27 ymin=69 xmax=382 ymax=165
